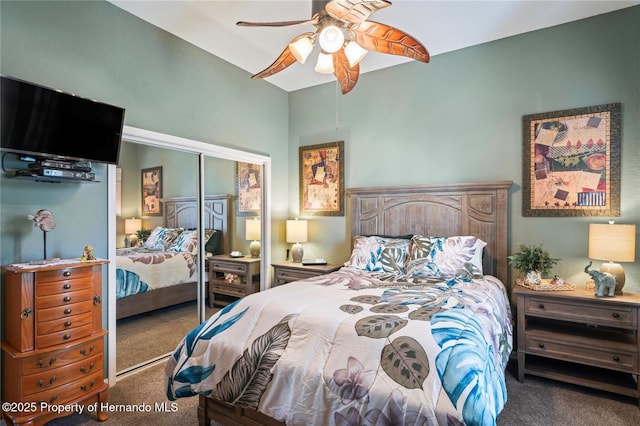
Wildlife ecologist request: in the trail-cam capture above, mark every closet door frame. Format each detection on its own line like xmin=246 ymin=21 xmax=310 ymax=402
xmin=106 ymin=126 xmax=271 ymax=385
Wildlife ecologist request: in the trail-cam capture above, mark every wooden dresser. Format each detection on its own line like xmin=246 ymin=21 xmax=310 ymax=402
xmin=514 ymin=285 xmax=640 ymax=405
xmin=1 ymin=259 xmax=109 ymax=425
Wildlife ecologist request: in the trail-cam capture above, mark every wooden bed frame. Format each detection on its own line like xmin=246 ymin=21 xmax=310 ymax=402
xmin=197 ymin=181 xmax=512 ymax=426
xmin=116 ymin=194 xmax=230 ymax=320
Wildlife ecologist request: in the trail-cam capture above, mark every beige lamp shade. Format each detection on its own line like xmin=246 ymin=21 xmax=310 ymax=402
xmin=286 ymin=219 xmax=308 ymax=243
xmin=124 ymin=218 xmax=141 ymax=235
xmin=124 ymin=218 xmax=141 ymax=247
xmin=245 ymin=219 xmax=261 ymax=241
xmin=588 ymin=223 xmax=636 ymax=262
xmin=588 ymin=223 xmax=636 ymax=294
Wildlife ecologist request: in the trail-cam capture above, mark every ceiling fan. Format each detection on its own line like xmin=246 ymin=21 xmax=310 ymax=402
xmin=237 ymin=0 xmax=429 ymax=94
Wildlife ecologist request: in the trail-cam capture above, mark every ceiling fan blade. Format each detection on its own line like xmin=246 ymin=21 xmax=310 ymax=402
xmin=251 ymin=33 xmax=315 ymax=79
xmin=333 ymin=49 xmax=359 ymax=94
xmin=237 ymin=19 xmax=314 ymax=27
xmin=326 ymin=0 xmax=391 ymax=24
xmin=352 ymin=20 xmax=430 ymax=62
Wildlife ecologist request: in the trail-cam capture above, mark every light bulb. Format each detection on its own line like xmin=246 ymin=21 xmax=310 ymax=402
xmin=318 ymin=25 xmax=344 ymax=53
xmin=289 ymin=36 xmax=314 ymax=64
xmin=344 ymin=41 xmax=367 ymax=67
xmin=314 ymin=52 xmax=334 ymax=74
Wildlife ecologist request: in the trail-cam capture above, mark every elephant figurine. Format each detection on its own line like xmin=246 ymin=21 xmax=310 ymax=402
xmin=584 ymin=262 xmax=616 ymax=297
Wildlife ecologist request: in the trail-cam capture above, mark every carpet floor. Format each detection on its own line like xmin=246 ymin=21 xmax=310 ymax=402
xmin=28 ymin=358 xmax=640 ymax=425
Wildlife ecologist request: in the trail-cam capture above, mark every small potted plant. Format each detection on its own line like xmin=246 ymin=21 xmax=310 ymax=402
xmin=508 ymin=244 xmax=559 ymax=285
xmin=136 ymin=227 xmax=152 ymax=245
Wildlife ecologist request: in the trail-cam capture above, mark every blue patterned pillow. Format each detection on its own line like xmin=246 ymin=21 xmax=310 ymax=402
xmin=168 ymin=230 xmax=198 ymax=254
xmin=143 ymin=227 xmax=182 ymax=251
xmin=346 ymin=235 xmax=410 ymax=274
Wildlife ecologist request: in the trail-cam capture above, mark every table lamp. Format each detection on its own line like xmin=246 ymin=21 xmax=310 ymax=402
xmin=125 ymin=218 xmax=142 ymax=247
xmin=246 ymin=218 xmax=261 ymax=258
xmin=588 ymin=222 xmax=636 ymax=294
xmin=286 ymin=219 xmax=308 ymax=263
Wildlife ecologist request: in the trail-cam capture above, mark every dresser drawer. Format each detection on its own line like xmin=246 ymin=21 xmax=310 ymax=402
xmin=36 ymin=312 xmax=94 ymax=336
xmin=36 ymin=278 xmax=93 ymax=297
xmin=35 ymin=267 xmax=93 ymax=285
xmin=275 ymin=268 xmax=317 ymax=282
xmin=524 ymin=297 xmax=636 ymax=328
xmin=35 ymin=324 xmax=93 ymax=348
xmin=21 ymin=337 xmax=104 ymax=375
xmin=37 ymin=301 xmax=93 ymax=323
xmin=211 ymin=281 xmax=250 ymax=298
xmin=22 ymin=370 xmax=104 ymax=406
xmin=525 ymin=334 xmax=637 ymax=373
xmin=36 ymin=288 xmax=94 ymax=309
xmin=211 ymin=260 xmax=248 ymax=274
xmin=22 ymin=353 xmax=103 ymax=396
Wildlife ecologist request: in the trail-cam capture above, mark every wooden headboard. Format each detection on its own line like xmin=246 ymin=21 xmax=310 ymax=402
xmin=161 ymin=194 xmax=231 ymax=254
xmin=347 ymin=181 xmax=512 ymax=283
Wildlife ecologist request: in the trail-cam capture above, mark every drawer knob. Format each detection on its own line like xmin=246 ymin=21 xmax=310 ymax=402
xmin=64 ymin=308 xmax=72 ymax=315
xmin=612 ymin=312 xmax=620 ymax=319
xmin=63 ymin=271 xmax=71 ymax=277
xmin=63 ymin=333 xmax=71 ymax=340
xmin=538 ymin=304 xmax=545 ymax=309
xmin=20 ymin=307 xmax=33 ymax=319
xmin=613 ymin=355 xmax=620 ymax=362
xmin=63 ymin=296 xmax=71 ymax=302
xmin=64 ymin=321 xmax=72 ymax=327
xmin=81 ymin=380 xmax=96 ymax=392
xmin=80 ymin=362 xmax=95 ymax=373
xmin=63 ymin=283 xmax=71 ymax=290
xmin=538 ymin=343 xmax=545 ymax=349
xmin=37 ymin=376 xmax=56 ymax=388
xmin=80 ymin=345 xmax=95 ymax=356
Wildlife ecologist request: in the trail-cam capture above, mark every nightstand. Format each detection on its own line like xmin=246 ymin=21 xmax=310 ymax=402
xmin=272 ymin=261 xmax=342 ymax=285
xmin=208 ymin=255 xmax=260 ymax=308
xmin=513 ymin=285 xmax=640 ymax=405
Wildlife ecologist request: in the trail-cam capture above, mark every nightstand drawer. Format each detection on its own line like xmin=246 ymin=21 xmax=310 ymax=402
xmin=211 ymin=282 xmax=250 ymax=298
xmin=211 ymin=260 xmax=249 ymax=274
xmin=525 ymin=335 xmax=637 ymax=373
xmin=275 ymin=268 xmax=317 ymax=282
xmin=524 ymin=297 xmax=636 ymax=328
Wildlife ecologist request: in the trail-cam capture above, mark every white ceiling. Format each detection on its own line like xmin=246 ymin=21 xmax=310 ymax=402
xmin=109 ymin=0 xmax=639 ymax=92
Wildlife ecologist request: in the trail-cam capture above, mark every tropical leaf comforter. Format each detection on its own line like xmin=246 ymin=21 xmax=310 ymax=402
xmin=165 ymin=267 xmax=513 ymax=425
xmin=115 ymin=247 xmax=197 ymax=299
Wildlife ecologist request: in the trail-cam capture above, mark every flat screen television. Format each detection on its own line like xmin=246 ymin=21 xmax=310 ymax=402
xmin=1 ymin=75 xmax=125 ymax=165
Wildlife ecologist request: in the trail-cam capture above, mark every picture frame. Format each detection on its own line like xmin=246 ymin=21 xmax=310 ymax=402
xmin=522 ymin=103 xmax=621 ymax=217
xmin=236 ymin=162 xmax=261 ymax=216
xmin=141 ymin=166 xmax=163 ymax=217
xmin=299 ymin=141 xmax=344 ymax=216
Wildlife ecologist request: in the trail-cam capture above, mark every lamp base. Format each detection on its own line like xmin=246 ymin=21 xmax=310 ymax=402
xmin=599 ymin=262 xmax=625 ymax=295
xmin=249 ymin=240 xmax=261 ymax=258
xmin=291 ymin=243 xmax=304 ymax=263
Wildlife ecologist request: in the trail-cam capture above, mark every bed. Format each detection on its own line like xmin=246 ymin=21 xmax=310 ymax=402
xmin=116 ymin=195 xmax=230 ymax=320
xmin=164 ymin=181 xmax=513 ymax=425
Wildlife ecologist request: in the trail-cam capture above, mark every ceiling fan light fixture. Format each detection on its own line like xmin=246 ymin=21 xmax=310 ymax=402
xmin=314 ymin=52 xmax=334 ymax=74
xmin=318 ymin=25 xmax=344 ymax=53
xmin=289 ymin=36 xmax=314 ymax=64
xmin=344 ymin=41 xmax=367 ymax=67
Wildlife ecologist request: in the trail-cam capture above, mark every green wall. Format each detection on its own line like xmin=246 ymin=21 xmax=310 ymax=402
xmin=289 ymin=6 xmax=640 ymax=293
xmin=0 ymin=0 xmax=290 ymax=266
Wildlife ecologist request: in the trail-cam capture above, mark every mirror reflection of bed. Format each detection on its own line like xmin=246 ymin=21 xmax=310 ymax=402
xmin=115 ymin=195 xmax=231 ymax=373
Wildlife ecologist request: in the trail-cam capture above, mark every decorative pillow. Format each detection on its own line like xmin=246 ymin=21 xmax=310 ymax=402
xmin=168 ymin=230 xmax=199 ymax=255
xmin=346 ymin=235 xmax=410 ymax=274
xmin=143 ymin=227 xmax=183 ymax=251
xmin=379 ymin=238 xmax=410 ymax=274
xmin=345 ymin=236 xmax=384 ymax=272
xmin=205 ymin=229 xmax=222 ymax=255
xmin=406 ymin=235 xmax=486 ymax=278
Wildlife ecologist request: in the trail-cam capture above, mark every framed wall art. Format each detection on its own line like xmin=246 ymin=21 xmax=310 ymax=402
xmin=522 ymin=103 xmax=621 ymax=217
xmin=141 ymin=166 xmax=163 ymax=216
xmin=236 ymin=162 xmax=261 ymax=216
xmin=299 ymin=141 xmax=344 ymax=216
